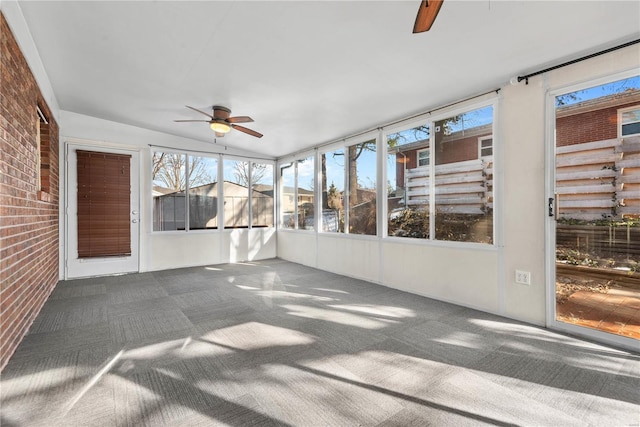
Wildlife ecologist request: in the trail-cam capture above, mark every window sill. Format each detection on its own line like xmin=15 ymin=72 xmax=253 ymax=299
xmin=37 ymin=190 xmax=51 ymax=202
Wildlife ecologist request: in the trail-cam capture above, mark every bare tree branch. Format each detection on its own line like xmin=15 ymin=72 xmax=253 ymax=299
xmin=152 ymin=152 xmax=214 ymax=191
xmin=233 ymin=162 xmax=267 ymax=187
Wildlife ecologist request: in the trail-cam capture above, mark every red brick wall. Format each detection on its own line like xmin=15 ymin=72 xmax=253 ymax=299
xmin=434 ymin=134 xmax=482 ymax=165
xmin=1 ymin=13 xmax=59 ymax=371
xmin=556 ymin=101 xmax=638 ymax=147
xmin=396 ymin=131 xmax=491 ymax=186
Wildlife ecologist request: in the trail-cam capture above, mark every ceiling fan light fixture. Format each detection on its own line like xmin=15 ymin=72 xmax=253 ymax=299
xmin=176 ymin=106 xmax=261 ymax=138
xmin=210 ymin=120 xmax=231 ymax=133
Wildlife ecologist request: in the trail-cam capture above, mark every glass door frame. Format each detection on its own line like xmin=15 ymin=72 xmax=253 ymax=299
xmin=545 ymin=69 xmax=639 ymax=352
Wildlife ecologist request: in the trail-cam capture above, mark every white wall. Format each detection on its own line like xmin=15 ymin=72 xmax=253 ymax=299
xmin=277 ymin=231 xmax=317 ymax=268
xmin=279 ymin=231 xmax=500 ymax=315
xmin=60 ymin=111 xmax=277 ymax=275
xmin=278 ymin=43 xmax=640 ymax=326
xmin=318 ymin=235 xmax=382 ymax=284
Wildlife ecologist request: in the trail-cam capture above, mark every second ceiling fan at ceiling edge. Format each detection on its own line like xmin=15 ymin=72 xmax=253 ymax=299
xmin=413 ymin=0 xmax=444 ymax=33
xmin=174 ymin=105 xmax=263 ymax=139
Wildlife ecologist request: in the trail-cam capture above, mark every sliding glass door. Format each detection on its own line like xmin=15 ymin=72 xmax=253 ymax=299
xmin=550 ymin=74 xmax=640 ymax=345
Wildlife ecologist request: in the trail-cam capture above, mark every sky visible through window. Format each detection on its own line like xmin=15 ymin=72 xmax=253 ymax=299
xmin=281 ymin=163 xmax=295 ymax=189
xmin=320 ymin=144 xmax=377 ymax=196
xmin=444 ymin=106 xmax=493 ymax=134
xmin=297 ymin=157 xmax=315 ymax=191
xmin=324 ymin=150 xmax=345 ymax=192
xmin=556 ymin=76 xmax=640 ymax=106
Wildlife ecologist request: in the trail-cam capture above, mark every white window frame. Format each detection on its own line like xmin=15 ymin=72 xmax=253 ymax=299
xmin=618 ymin=105 xmax=640 ymax=137
xmin=152 ymin=150 xmax=275 ymax=233
xmin=318 ymin=146 xmax=346 ymax=234
xmin=383 ymin=97 xmax=497 ymax=246
xmin=277 ymin=151 xmax=316 ymax=231
xmin=417 ymin=148 xmax=430 ymax=167
xmin=222 ymin=157 xmax=252 ymax=230
xmin=479 ymin=135 xmax=494 ymax=159
xmin=249 ymin=161 xmax=276 ymax=228
xmin=296 ymin=155 xmax=316 ymax=231
xmin=278 ymin=161 xmax=296 ymax=229
xmin=345 ymin=136 xmax=378 ymax=236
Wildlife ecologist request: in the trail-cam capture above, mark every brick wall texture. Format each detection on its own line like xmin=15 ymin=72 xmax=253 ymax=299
xmin=1 ymin=13 xmax=60 ymax=371
xmin=556 ymin=101 xmax=638 ymax=147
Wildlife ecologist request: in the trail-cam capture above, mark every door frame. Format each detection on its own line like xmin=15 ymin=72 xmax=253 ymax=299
xmin=545 ymin=69 xmax=639 ymax=351
xmin=65 ymin=141 xmax=141 ymax=279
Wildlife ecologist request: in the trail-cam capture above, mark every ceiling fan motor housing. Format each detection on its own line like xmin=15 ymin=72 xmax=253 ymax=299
xmin=213 ymin=106 xmax=231 ymax=119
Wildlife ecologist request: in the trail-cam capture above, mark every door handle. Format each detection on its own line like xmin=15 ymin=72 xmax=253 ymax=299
xmin=548 ymin=194 xmax=559 ymax=219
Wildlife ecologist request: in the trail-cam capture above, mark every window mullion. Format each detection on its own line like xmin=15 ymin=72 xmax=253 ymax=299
xmin=429 ymin=126 xmax=436 ymax=240
xmin=248 ymin=162 xmax=253 ymax=229
xmin=344 ymin=149 xmax=350 ymax=234
xmin=217 ymin=154 xmax=224 ymax=230
xmin=294 ymin=162 xmax=299 ymax=229
xmin=185 ymin=154 xmax=190 ymax=232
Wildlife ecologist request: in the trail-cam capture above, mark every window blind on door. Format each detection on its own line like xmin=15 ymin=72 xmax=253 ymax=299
xmin=77 ymin=150 xmax=131 ymax=258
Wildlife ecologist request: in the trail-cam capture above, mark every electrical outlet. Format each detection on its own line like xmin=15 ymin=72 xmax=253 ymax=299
xmin=515 ymin=270 xmax=531 ymax=285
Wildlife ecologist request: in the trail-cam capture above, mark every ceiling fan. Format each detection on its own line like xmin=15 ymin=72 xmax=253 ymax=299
xmin=413 ymin=0 xmax=444 ymax=33
xmin=174 ymin=105 xmax=263 ymax=138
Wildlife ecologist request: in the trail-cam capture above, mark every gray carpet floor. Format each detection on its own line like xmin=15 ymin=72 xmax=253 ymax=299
xmin=1 ymin=258 xmax=638 ymax=426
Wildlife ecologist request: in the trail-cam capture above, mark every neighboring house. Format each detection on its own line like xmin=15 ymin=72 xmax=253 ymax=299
xmin=555 ymin=89 xmax=640 ymax=219
xmin=252 ymin=184 xmax=274 ymax=198
xmin=391 ymin=124 xmax=494 ymax=215
xmin=392 ymin=124 xmax=493 ymax=196
xmin=152 ymin=185 xmax=174 ymax=197
xmin=556 ymin=90 xmax=640 ymax=146
xmin=280 ymin=186 xmax=314 ymax=214
xmin=153 ymin=181 xmax=274 ymax=230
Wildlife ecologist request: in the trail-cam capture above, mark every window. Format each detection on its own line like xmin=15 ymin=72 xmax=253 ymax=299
xmin=348 ymin=139 xmax=377 ymax=235
xmin=280 ymin=163 xmax=295 ymax=229
xmin=433 ymin=105 xmax=493 ymax=244
xmin=387 ymin=124 xmax=430 ymax=239
xmin=320 ymin=149 xmax=345 ymax=232
xmin=279 ymin=156 xmax=314 ymax=230
xmin=619 ymin=106 xmax=640 ymax=137
xmin=251 ymin=162 xmax=274 ymax=228
xmin=153 ymin=151 xmax=273 ymax=231
xmin=417 ymin=148 xmax=430 ymax=167
xmin=152 ymin=152 xmax=219 ymax=231
xmin=479 ymin=136 xmax=493 ymax=158
xmin=223 ymin=159 xmax=249 ymax=228
xmin=189 ymin=156 xmax=218 ymax=230
xmin=297 ymin=156 xmax=315 ymax=230
xmin=36 ymin=105 xmax=50 ymax=199
xmin=153 ymin=152 xmax=187 ymax=231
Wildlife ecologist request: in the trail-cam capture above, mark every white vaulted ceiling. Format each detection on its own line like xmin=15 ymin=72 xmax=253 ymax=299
xmin=14 ymin=1 xmax=640 ymax=157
